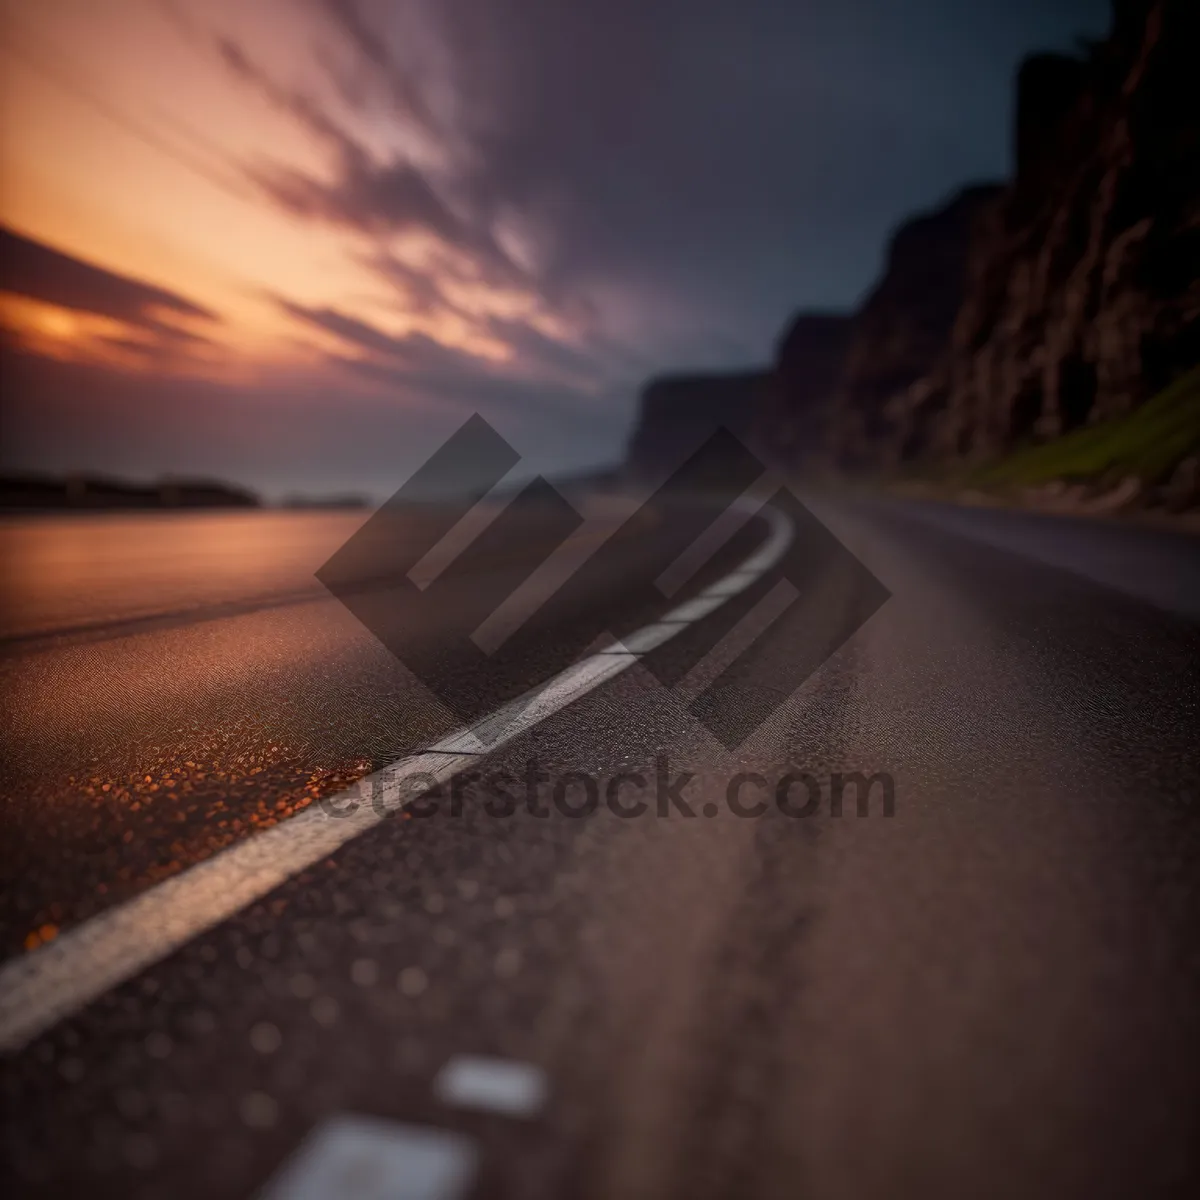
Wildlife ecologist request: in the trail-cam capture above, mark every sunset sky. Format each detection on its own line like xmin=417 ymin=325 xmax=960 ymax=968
xmin=0 ymin=0 xmax=1108 ymax=499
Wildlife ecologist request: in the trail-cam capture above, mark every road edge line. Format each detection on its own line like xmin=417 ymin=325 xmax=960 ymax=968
xmin=0 ymin=499 xmax=793 ymax=1053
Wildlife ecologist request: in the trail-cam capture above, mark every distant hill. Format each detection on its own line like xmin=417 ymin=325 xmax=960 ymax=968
xmin=626 ymin=370 xmax=770 ymax=478
xmin=0 ymin=472 xmax=262 ymax=511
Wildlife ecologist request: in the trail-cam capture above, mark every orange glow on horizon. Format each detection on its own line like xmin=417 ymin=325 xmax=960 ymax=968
xmin=0 ymin=0 xmax=579 ymax=400
xmin=0 ymin=290 xmax=286 ymax=383
xmin=0 ymin=292 xmax=151 ymax=367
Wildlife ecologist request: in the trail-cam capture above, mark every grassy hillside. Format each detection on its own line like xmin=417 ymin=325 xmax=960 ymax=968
xmin=972 ymin=367 xmax=1200 ymax=489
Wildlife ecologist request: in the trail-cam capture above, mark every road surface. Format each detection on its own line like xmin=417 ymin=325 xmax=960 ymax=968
xmin=1 ymin=490 xmax=1198 ymax=1200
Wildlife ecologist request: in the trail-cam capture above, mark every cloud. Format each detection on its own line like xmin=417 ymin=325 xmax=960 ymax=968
xmin=214 ymin=35 xmax=352 ymax=151
xmin=355 ymin=247 xmax=447 ymax=314
xmin=278 ymin=298 xmax=486 ymax=374
xmin=214 ymin=29 xmax=521 ymax=284
xmin=0 ymin=225 xmax=217 ymax=337
xmin=313 ymin=0 xmax=439 ymax=133
xmin=275 ymin=0 xmax=1110 ymax=356
xmin=274 ymin=295 xmax=627 ymax=455
xmin=480 ymin=315 xmax=611 ymax=387
xmin=279 ymin=293 xmax=621 ymax=399
xmin=251 ymin=153 xmax=468 ymax=244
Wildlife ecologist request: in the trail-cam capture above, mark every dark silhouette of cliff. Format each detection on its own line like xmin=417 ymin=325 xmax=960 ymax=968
xmin=626 ymin=0 xmax=1197 ymax=495
xmin=822 ymin=185 xmax=1003 ymax=466
xmin=852 ymin=0 xmax=1199 ymax=471
xmin=626 ymin=370 xmax=769 ymax=477
xmin=754 ymin=313 xmax=854 ymax=465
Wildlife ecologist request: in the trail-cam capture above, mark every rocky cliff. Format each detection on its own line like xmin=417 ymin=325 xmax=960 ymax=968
xmin=638 ymin=182 xmax=1002 ymax=475
xmin=626 ymin=0 xmax=1198 ymax=493
xmin=754 ymin=313 xmax=854 ymax=465
xmin=625 ymin=318 xmax=851 ymax=477
xmin=822 ymin=185 xmax=1003 ymax=466
xmin=626 ymin=370 xmax=770 ymax=477
xmin=859 ymin=0 xmax=1199 ymax=471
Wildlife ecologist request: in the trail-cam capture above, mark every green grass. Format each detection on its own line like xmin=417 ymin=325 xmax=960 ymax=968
xmin=972 ymin=366 xmax=1200 ymax=489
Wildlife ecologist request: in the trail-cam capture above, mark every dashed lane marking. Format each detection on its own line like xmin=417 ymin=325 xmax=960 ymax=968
xmin=434 ymin=1056 xmax=548 ymax=1119
xmin=256 ymin=1113 xmax=476 ymax=1200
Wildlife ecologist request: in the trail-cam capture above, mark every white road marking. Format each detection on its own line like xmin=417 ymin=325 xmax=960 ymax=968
xmin=737 ymin=513 xmax=794 ymax=573
xmin=602 ymin=622 xmax=679 ymax=654
xmin=434 ymin=1056 xmax=547 ymax=1118
xmin=256 ymin=1113 xmax=476 ymax=1200
xmin=0 ymin=752 xmax=475 ymax=1054
xmin=660 ymin=592 xmax=729 ymax=623
xmin=0 ymin=500 xmax=794 ymax=1053
xmin=426 ymin=652 xmax=638 ymax=754
xmin=700 ymin=569 xmax=762 ymax=598
xmin=654 ymin=492 xmax=764 ymax=597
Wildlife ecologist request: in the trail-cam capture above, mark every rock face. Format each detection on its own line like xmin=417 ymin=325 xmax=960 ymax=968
xmin=626 ymin=0 xmax=1197 ymax=484
xmin=626 ymin=370 xmax=770 ymax=477
xmin=755 ymin=313 xmax=854 ymax=465
xmin=879 ymin=0 xmax=1200 ymax=468
xmin=823 ymin=185 xmax=1004 ymax=466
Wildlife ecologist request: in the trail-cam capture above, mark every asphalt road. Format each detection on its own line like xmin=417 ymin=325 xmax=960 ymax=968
xmin=2 ymin=489 xmax=1199 ymax=1200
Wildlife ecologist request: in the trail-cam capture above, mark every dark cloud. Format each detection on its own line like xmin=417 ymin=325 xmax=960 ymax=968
xmin=215 ymin=37 xmax=351 ymax=150
xmin=248 ymin=142 xmax=528 ymax=290
xmin=215 ymin=31 xmax=520 ymax=282
xmin=279 ymin=292 xmax=623 ymax=403
xmin=481 ymin=316 xmax=612 ymax=387
xmin=210 ymin=3 xmax=1116 ymax=347
xmin=441 ymin=1 xmax=1111 ymax=328
xmin=251 ymin=154 xmax=466 ymax=244
xmin=278 ymin=298 xmax=486 ymax=374
xmin=274 ymin=295 xmax=621 ymax=448
xmin=302 ymin=0 xmax=1111 ymax=357
xmin=313 ymin=0 xmax=438 ymax=132
xmin=0 ymin=225 xmax=217 ymax=336
xmin=355 ymin=248 xmax=447 ymax=315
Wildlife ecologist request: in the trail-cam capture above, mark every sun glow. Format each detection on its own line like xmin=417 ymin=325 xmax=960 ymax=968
xmin=1 ymin=293 xmax=135 ymax=361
